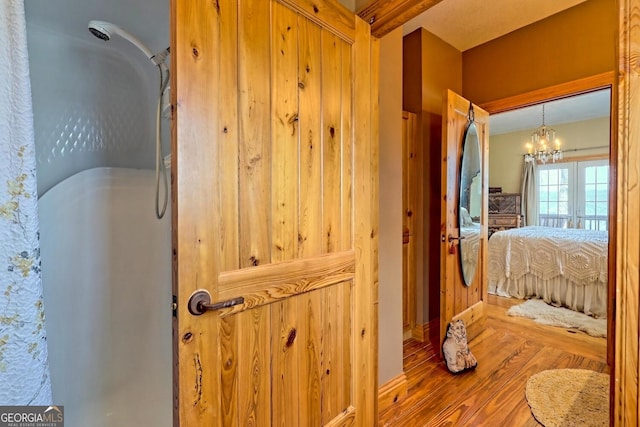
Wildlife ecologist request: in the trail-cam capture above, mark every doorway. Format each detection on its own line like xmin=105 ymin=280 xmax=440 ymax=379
xmin=390 ymin=74 xmax=614 ymax=425
xmin=482 ymin=72 xmax=615 ymax=364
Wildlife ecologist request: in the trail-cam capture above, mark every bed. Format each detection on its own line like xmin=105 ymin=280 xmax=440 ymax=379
xmin=488 ymin=226 xmax=608 ymax=318
xmin=460 ymin=222 xmax=481 ymax=282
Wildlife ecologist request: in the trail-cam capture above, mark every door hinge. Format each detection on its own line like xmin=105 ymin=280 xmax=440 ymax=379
xmin=172 ymin=295 xmax=177 ymax=317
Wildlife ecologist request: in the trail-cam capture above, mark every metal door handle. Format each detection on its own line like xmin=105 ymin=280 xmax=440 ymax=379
xmin=188 ymin=290 xmax=245 ymax=316
xmin=448 ymin=233 xmax=466 ymax=242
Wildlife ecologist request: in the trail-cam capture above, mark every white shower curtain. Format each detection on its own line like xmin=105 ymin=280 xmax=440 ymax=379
xmin=0 ymin=0 xmax=52 ymax=404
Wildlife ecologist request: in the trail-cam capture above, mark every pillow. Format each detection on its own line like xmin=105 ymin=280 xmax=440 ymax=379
xmin=442 ymin=319 xmax=477 ymax=374
xmin=460 ymin=207 xmax=474 ymax=226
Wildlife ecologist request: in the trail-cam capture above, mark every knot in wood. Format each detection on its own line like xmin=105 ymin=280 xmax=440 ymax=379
xmin=286 ymin=328 xmax=297 ymax=347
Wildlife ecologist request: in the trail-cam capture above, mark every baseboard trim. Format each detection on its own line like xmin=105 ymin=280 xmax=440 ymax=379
xmin=411 ymin=323 xmax=425 ymax=341
xmin=411 ymin=318 xmax=438 ymax=343
xmin=378 ymin=372 xmax=408 ymax=412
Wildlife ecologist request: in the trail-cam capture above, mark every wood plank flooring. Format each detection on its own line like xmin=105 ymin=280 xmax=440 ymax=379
xmin=379 ymin=296 xmax=609 ymax=426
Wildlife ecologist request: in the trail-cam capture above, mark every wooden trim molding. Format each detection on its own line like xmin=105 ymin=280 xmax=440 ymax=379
xmin=451 ymin=300 xmax=486 ymax=343
xmin=279 ymin=0 xmax=355 ymax=42
xmin=411 ymin=322 xmax=425 ymax=342
xmin=378 ymin=372 xmax=408 ymax=413
xmin=480 ymin=71 xmax=615 ymax=115
xmin=411 ymin=317 xmax=438 ymax=343
xmin=614 ymin=0 xmax=638 ymax=424
xmin=356 ymin=0 xmax=443 ymax=38
xmin=216 ymin=250 xmax=355 ymax=317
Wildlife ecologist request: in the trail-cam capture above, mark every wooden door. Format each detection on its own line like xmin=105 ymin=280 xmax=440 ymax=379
xmin=170 ymin=0 xmax=377 ymax=426
xmin=440 ymin=90 xmax=489 ymax=344
xmin=402 ymin=111 xmax=418 ymax=334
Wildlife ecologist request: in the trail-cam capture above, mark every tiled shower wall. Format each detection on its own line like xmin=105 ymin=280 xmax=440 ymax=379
xmin=25 ymin=11 xmax=168 ymax=197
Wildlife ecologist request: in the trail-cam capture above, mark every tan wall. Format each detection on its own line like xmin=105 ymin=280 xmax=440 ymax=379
xmin=337 ymin=0 xmax=355 ymax=12
xmin=403 ymin=28 xmax=462 ymax=323
xmin=463 ymin=0 xmax=616 ymax=104
xmin=489 ymin=116 xmax=611 ymax=193
xmin=353 ymin=0 xmax=368 ymax=11
xmin=378 ymin=27 xmax=405 ymax=385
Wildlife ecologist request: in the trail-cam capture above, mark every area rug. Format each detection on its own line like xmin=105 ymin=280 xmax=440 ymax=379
xmin=526 ymin=369 xmax=609 ymax=427
xmin=507 ymin=299 xmax=606 ymax=337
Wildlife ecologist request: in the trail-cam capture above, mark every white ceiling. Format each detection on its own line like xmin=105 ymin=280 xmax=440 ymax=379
xmin=403 ymin=0 xmax=588 ymax=52
xmin=489 ymin=89 xmax=611 ymax=135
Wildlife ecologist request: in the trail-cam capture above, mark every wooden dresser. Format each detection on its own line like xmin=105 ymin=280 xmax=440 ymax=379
xmin=488 ymin=193 xmax=522 ymax=237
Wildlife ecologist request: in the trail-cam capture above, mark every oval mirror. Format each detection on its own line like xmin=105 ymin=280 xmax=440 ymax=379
xmin=458 ymin=120 xmax=481 ymax=286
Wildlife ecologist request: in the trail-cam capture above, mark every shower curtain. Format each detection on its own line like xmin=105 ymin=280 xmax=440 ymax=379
xmin=0 ymin=0 xmax=52 ymax=404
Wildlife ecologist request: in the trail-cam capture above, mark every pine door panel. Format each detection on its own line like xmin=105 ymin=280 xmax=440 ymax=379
xmin=440 ymin=90 xmax=489 ymax=344
xmin=238 ymin=0 xmax=271 ymax=268
xmin=298 ymin=17 xmax=323 ymax=259
xmin=172 ymin=0 xmax=376 ymax=425
xmin=236 ymin=307 xmax=271 ymax=425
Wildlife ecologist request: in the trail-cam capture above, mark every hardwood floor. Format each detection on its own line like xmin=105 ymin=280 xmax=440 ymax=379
xmin=379 ymin=296 xmax=609 ymax=426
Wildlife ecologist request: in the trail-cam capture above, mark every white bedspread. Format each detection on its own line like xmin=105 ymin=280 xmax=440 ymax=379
xmin=488 ymin=226 xmax=608 ymax=318
xmin=460 ymin=223 xmax=481 ymax=282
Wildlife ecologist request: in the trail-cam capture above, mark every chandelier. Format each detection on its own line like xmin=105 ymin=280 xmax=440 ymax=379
xmin=524 ymin=104 xmax=562 ymax=163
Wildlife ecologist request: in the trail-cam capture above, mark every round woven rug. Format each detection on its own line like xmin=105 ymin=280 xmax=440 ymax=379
xmin=525 ymin=369 xmax=609 ymax=427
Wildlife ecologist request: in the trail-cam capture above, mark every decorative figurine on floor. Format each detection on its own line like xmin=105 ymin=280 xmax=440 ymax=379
xmin=442 ymin=319 xmax=477 ymax=374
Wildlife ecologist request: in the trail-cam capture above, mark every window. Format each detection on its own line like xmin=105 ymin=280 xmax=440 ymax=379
xmin=537 ymin=159 xmax=609 ymax=230
xmin=579 ymin=160 xmax=609 ymax=230
xmin=538 ymin=164 xmax=573 ymax=228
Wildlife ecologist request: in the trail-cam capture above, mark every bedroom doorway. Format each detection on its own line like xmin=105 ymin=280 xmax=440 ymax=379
xmin=482 ymin=72 xmax=615 ymax=364
xmin=380 ymin=74 xmax=614 ymax=424
xmin=370 ymin=0 xmax=636 ymax=419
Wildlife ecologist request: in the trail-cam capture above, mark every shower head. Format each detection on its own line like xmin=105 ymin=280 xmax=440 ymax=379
xmin=88 ymin=25 xmax=110 ymax=41
xmin=88 ymin=20 xmax=156 ymax=62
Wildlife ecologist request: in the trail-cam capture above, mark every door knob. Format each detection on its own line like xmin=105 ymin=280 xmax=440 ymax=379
xmin=188 ymin=290 xmax=245 ymax=315
xmin=448 ymin=233 xmax=466 ymax=242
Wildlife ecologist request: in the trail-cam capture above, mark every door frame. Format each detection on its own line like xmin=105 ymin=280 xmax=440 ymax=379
xmin=402 ymin=111 xmax=418 ymax=337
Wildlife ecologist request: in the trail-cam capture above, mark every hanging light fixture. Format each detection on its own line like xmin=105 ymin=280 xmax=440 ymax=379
xmin=524 ymin=104 xmax=563 ymax=163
